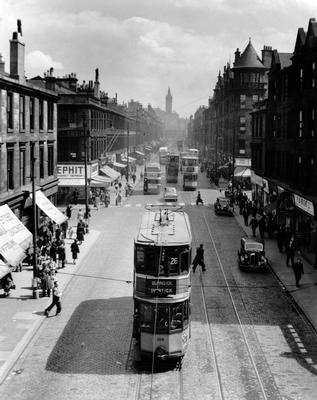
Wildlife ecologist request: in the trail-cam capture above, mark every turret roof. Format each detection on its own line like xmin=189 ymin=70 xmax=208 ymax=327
xmin=232 ymin=39 xmax=266 ymax=70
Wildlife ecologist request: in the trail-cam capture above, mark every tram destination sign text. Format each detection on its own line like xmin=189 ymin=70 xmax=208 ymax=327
xmin=146 ymin=279 xmax=176 ymax=296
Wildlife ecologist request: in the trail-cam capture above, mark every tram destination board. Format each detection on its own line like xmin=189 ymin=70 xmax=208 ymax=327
xmin=145 ymin=279 xmax=176 ymax=296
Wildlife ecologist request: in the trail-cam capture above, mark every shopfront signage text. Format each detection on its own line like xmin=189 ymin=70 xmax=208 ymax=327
xmin=145 ymin=279 xmax=176 ymax=296
xmin=294 ymin=194 xmax=314 ymax=217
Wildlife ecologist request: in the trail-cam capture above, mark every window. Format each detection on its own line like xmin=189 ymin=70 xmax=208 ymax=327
xmin=19 ymin=95 xmax=25 ymax=131
xmin=240 ymin=116 xmax=246 ymax=133
xmin=299 ymin=110 xmax=303 ymax=138
xmin=240 ymin=94 xmax=246 ymax=109
xmin=47 ymin=102 xmax=54 ymax=130
xmin=7 ymin=146 xmax=14 ymax=190
xmin=30 ymin=98 xmax=35 ymax=130
xmin=7 ymin=92 xmax=13 ymax=130
xmin=19 ymin=145 xmax=26 ymax=186
xmin=48 ymin=143 xmax=54 ymax=176
xmin=252 ymin=95 xmax=258 ymax=104
xmin=39 ymin=143 xmax=44 ymax=178
xmin=39 ymin=100 xmax=44 ymax=130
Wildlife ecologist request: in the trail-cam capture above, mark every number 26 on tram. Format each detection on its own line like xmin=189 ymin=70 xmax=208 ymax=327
xmin=133 ymin=207 xmax=192 ymax=361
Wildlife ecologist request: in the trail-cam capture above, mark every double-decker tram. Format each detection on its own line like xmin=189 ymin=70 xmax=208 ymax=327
xmin=133 ymin=204 xmax=192 ymax=361
xmin=181 ymin=155 xmax=199 ymax=190
xmin=159 ymin=146 xmax=169 ymax=165
xmin=166 ymin=153 xmax=180 ymax=183
xmin=143 ymin=163 xmax=161 ymax=194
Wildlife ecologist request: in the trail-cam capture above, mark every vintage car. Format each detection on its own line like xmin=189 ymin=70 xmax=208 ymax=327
xmin=238 ymin=237 xmax=268 ymax=270
xmin=214 ymin=196 xmax=234 ymax=215
xmin=163 ymin=187 xmax=178 ymax=202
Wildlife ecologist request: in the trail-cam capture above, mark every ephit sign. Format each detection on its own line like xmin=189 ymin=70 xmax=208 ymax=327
xmin=57 ymin=163 xmax=99 ymax=179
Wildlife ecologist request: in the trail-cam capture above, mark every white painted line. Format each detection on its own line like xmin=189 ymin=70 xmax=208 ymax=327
xmin=294 ymin=338 xmax=302 ymax=343
xmin=305 ymin=358 xmax=314 ymax=364
xmin=287 ymin=324 xmax=294 ymax=328
xmin=299 ymin=348 xmax=307 ymax=353
xmin=136 ymin=204 xmax=142 ymax=207
xmin=297 ymin=343 xmax=305 ymax=348
xmin=190 ymin=202 xmax=195 ymax=206
xmin=292 ymin=333 xmax=299 ymax=338
xmin=125 ymin=204 xmax=131 ymax=207
xmin=179 ymin=203 xmax=185 ymax=206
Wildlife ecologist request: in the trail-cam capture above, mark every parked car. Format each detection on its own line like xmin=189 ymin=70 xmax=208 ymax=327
xmin=214 ymin=197 xmax=234 ymax=215
xmin=238 ymin=237 xmax=268 ymax=270
xmin=164 ymin=187 xmax=178 ymax=202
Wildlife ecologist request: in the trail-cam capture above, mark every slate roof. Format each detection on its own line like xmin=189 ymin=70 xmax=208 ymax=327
xmin=233 ymin=40 xmax=266 ymax=70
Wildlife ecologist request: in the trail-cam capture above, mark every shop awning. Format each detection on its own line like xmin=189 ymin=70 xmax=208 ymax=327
xmin=100 ymin=166 xmax=121 ymax=181
xmin=58 ymin=178 xmax=86 ymax=187
xmin=0 ymin=205 xmax=32 ymax=266
xmin=31 ymin=191 xmax=67 ymax=225
xmin=90 ymin=175 xmax=112 ymax=187
xmin=234 ymin=167 xmax=251 ymax=177
xmin=112 ymin=161 xmax=126 ymax=169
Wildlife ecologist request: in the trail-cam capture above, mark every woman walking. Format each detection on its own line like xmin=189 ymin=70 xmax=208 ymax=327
xmin=71 ymin=239 xmax=80 ymax=264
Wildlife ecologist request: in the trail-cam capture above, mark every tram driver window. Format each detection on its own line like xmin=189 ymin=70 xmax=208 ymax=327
xmin=156 ymin=306 xmax=169 ymax=333
xmin=135 ymin=245 xmax=145 ymax=273
xmin=140 ymin=303 xmax=153 ymax=330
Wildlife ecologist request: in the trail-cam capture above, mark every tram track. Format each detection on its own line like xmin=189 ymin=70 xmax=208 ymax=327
xmin=196 ymin=206 xmax=283 ymax=400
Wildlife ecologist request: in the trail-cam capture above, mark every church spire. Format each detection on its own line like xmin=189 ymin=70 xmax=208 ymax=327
xmin=166 ymin=87 xmax=172 ymax=114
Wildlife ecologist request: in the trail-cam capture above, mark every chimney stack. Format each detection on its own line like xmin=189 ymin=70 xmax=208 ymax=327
xmin=261 ymin=45 xmax=273 ymax=68
xmin=10 ymin=20 xmax=25 ymax=82
xmin=94 ymin=67 xmax=100 ymax=99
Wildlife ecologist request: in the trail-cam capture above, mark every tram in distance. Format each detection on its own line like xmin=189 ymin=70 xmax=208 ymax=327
xmin=166 ymin=153 xmax=180 ymax=183
xmin=133 ymin=204 xmax=192 ymax=360
xmin=181 ymin=154 xmax=199 ymax=190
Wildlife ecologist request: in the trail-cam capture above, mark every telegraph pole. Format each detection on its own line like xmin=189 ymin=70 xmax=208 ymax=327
xmin=127 ymin=122 xmax=129 ymax=183
xmin=31 ymin=144 xmax=38 ymax=298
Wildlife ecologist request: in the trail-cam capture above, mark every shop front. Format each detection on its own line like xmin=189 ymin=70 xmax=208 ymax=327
xmin=57 ymin=162 xmax=109 ymax=205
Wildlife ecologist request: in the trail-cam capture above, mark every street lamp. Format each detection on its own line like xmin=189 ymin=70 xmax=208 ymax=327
xmin=31 ymin=144 xmax=38 ymax=298
xmin=82 ymin=113 xmax=89 ymax=219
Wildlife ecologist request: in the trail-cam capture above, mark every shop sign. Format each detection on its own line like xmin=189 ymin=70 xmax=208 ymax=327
xmin=145 ymin=279 xmax=176 ymax=296
xmin=57 ymin=163 xmax=99 ymax=179
xmin=235 ymin=158 xmax=251 ymax=167
xmin=251 ymin=171 xmax=263 ymax=186
xmin=293 ymin=194 xmax=314 ymax=217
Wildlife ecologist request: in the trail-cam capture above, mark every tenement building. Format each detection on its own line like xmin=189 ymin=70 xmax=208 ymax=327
xmin=251 ymin=18 xmax=317 ymax=266
xmin=192 ymin=40 xmax=273 ymax=179
xmin=0 ymin=24 xmax=58 ymax=226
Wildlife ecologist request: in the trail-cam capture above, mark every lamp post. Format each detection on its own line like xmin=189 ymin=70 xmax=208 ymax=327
xmin=83 ymin=113 xmax=89 ymax=218
xmin=31 ymin=145 xmax=38 ymax=298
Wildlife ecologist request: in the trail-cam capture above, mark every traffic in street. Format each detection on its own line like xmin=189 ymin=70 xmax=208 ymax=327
xmin=1 ymin=151 xmax=317 ymax=400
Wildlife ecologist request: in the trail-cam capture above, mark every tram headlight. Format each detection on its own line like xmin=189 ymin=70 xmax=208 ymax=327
xmin=155 ymin=346 xmax=168 ymax=359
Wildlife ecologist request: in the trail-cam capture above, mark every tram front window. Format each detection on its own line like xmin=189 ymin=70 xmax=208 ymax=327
xmin=171 ymin=304 xmax=183 ymax=330
xmin=135 ymin=245 xmax=190 ymax=276
xmin=140 ymin=303 xmax=153 ymax=330
xmin=156 ymin=306 xmax=169 ymax=333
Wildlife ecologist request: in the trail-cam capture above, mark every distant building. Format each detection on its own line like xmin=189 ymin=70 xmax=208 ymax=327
xmin=154 ymin=88 xmax=187 ymax=141
xmin=0 ymin=23 xmax=58 ymax=226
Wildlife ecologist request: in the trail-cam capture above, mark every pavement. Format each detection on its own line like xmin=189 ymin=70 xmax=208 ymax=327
xmin=1 ymin=165 xmax=317 ymax=387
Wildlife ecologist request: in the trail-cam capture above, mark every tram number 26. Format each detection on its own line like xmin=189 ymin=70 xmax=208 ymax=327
xmin=169 ymin=257 xmax=178 ymax=265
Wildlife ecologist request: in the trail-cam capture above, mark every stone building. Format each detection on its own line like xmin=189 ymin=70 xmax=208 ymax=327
xmin=0 ymin=24 xmax=58 ymax=225
xmin=251 ymin=18 xmax=317 ymax=266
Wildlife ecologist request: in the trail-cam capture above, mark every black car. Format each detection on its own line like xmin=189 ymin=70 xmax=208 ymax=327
xmin=214 ymin=197 xmax=234 ymax=215
xmin=238 ymin=237 xmax=268 ymax=270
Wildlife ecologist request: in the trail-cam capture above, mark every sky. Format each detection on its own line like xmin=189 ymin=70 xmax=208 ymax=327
xmin=1 ymin=0 xmax=317 ymax=118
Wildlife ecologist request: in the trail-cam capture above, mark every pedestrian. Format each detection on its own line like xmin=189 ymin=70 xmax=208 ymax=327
xmin=196 ymin=191 xmax=204 ymax=206
xmin=66 ymin=204 xmax=73 ymax=219
xmin=61 ymin=215 xmax=68 ymax=239
xmin=132 ymin=173 xmax=136 ymax=184
xmin=70 ymin=239 xmax=80 ymax=264
xmin=57 ymin=239 xmax=66 ymax=268
xmin=242 ymin=207 xmax=249 ymax=226
xmin=276 ymin=226 xmax=285 ymax=252
xmin=192 ymin=244 xmax=206 ymax=272
xmin=292 ymin=257 xmax=304 ymax=287
xmin=44 ymin=281 xmax=62 ymax=317
xmin=55 ymin=224 xmax=62 ymax=241
xmin=249 ymin=216 xmax=258 ymax=237
xmin=258 ymin=215 xmax=266 ymax=241
xmin=286 ymin=236 xmax=296 ymax=267
xmin=68 ymin=226 xmax=74 ymax=240
xmin=76 ymin=221 xmax=85 ymax=244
